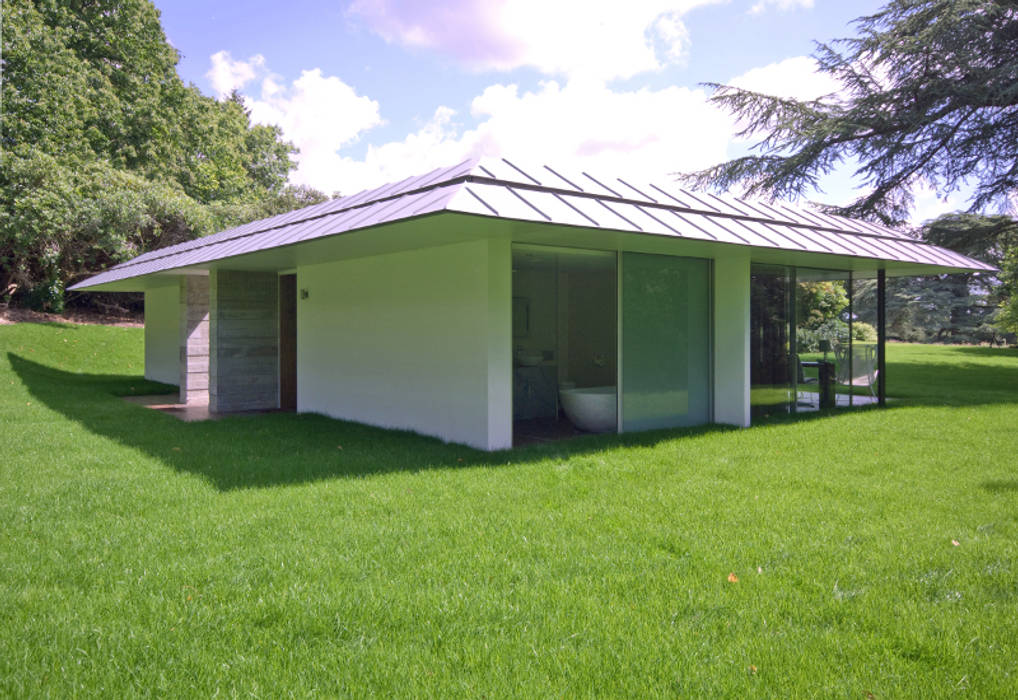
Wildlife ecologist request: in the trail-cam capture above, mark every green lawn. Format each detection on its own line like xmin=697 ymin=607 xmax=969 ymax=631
xmin=2 ymin=322 xmax=1017 ymax=697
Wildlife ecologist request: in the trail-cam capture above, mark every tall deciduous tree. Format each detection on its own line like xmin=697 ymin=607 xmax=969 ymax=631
xmin=1 ymin=0 xmax=323 ymax=310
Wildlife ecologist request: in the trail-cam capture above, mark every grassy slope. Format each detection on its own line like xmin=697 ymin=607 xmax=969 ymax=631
xmin=1 ymin=323 xmax=1016 ymax=697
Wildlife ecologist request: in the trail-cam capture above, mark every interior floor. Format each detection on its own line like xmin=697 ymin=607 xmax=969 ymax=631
xmin=795 ymin=393 xmax=880 ymax=411
xmin=513 ymin=416 xmax=585 ymax=447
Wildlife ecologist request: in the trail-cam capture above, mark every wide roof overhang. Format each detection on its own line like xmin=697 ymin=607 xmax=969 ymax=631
xmin=70 ymin=157 xmax=996 ymax=293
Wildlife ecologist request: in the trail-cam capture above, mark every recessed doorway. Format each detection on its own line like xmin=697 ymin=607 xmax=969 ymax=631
xmin=279 ymin=273 xmax=297 ymax=411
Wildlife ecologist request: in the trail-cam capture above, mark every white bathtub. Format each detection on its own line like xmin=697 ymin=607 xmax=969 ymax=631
xmin=560 ymin=385 xmax=617 ymax=433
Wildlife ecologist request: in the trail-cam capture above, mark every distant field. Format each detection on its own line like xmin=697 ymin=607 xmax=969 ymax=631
xmin=2 ymin=322 xmax=1016 ymax=696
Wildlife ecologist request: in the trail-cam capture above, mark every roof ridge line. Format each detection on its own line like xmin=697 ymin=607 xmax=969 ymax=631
xmin=94 ymin=167 xmax=966 ymax=278
xmin=462 ymin=175 xmax=924 ymax=246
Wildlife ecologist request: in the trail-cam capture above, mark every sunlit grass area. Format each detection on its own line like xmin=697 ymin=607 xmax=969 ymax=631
xmin=2 ymin=323 xmax=1017 ymax=696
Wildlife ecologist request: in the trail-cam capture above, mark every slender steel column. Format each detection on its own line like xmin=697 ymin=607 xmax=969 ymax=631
xmin=847 ymin=272 xmax=853 ymax=408
xmin=789 ymin=267 xmax=797 ymax=413
xmin=877 ymin=268 xmax=887 ymax=406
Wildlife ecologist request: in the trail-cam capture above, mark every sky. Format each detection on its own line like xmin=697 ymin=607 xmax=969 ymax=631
xmin=154 ymin=0 xmax=966 ymax=224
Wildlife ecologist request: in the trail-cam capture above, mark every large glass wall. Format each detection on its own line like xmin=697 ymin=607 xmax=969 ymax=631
xmin=621 ymin=252 xmax=711 ymax=431
xmin=512 ymin=246 xmax=617 ymax=442
xmin=752 ymin=263 xmax=881 ymax=420
xmin=843 ymin=273 xmax=881 ymax=407
xmin=512 ymin=245 xmax=712 ymax=443
xmin=750 ymin=265 xmax=795 ymax=419
xmin=794 ymin=269 xmax=881 ymax=410
xmin=795 ymin=268 xmax=848 ymax=410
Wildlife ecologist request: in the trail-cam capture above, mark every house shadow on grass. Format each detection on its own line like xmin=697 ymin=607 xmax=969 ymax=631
xmin=10 ymin=353 xmax=738 ymax=491
xmin=12 ymin=349 xmax=1018 ymax=491
xmin=981 ymin=480 xmax=1018 ymax=494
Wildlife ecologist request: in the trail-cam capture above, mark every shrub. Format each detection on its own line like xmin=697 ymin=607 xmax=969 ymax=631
xmin=797 ymin=319 xmax=849 ymax=353
xmin=26 ymin=279 xmax=65 ymax=313
xmin=852 ymin=321 xmax=878 ymax=342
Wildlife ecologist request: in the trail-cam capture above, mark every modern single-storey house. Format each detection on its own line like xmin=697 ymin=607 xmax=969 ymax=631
xmin=70 ymin=157 xmax=994 ymax=450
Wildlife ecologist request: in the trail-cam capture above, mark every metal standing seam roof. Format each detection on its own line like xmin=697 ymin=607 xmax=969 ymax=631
xmin=69 ymin=157 xmax=996 ymax=290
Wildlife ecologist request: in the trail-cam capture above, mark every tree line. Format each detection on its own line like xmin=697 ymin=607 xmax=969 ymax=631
xmin=1 ymin=0 xmax=326 ymax=312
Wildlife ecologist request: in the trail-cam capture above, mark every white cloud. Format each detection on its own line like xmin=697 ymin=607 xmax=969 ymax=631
xmin=210 ymin=52 xmax=851 ymax=202
xmin=748 ymin=0 xmax=814 ymax=16
xmin=206 ymin=51 xmax=265 ymax=99
xmin=653 ymin=12 xmax=693 ymax=63
xmin=281 ymin=77 xmax=737 ymax=196
xmin=238 ymin=68 xmax=383 ymax=193
xmin=910 ymin=182 xmax=971 ymax=226
xmin=259 ymin=78 xmax=731 ymax=196
xmin=348 ymin=0 xmax=722 ymax=80
xmin=729 ymin=55 xmax=840 ymax=102
xmin=469 ymin=79 xmax=731 ymax=172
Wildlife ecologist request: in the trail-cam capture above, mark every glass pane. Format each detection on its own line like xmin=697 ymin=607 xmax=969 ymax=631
xmin=621 ymin=253 xmax=711 ymax=431
xmin=750 ymin=264 xmax=794 ymax=419
xmin=793 ymin=268 xmax=872 ymax=410
xmin=512 ymin=245 xmax=617 ymax=442
xmin=844 ymin=273 xmax=880 ymax=407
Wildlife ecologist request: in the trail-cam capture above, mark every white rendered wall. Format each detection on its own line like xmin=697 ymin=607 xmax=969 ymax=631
xmin=143 ymin=284 xmax=180 ymax=386
xmin=297 ymin=239 xmax=512 ymax=450
xmin=712 ymin=251 xmax=751 ymax=427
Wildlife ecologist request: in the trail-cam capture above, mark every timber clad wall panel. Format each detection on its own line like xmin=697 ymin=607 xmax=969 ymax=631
xmin=209 ymin=270 xmax=279 ymax=412
xmin=179 ymin=276 xmax=210 ymax=404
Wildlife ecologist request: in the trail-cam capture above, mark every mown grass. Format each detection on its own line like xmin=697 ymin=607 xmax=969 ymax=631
xmin=1 ymin=322 xmax=1017 ymax=697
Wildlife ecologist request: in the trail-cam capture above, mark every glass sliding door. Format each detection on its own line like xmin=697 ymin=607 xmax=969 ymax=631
xmin=621 ymin=252 xmax=711 ymax=431
xmin=512 ymin=245 xmax=617 ymax=443
xmin=849 ymin=275 xmax=883 ymax=407
xmin=750 ymin=264 xmax=795 ymax=418
xmin=794 ymin=268 xmax=855 ymax=410
xmin=751 ymin=263 xmax=872 ymax=421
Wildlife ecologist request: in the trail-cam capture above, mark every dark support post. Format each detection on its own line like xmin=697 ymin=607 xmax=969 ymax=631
xmin=877 ymin=268 xmax=887 ymax=407
xmin=789 ymin=267 xmax=797 ymax=412
xmin=847 ymin=272 xmax=853 ymax=408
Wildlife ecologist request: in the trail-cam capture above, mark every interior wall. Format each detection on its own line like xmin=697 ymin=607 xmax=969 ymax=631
xmin=297 ymin=238 xmax=511 ymax=450
xmin=512 ymin=268 xmax=556 ymax=358
xmin=143 ymin=283 xmax=179 ymax=386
